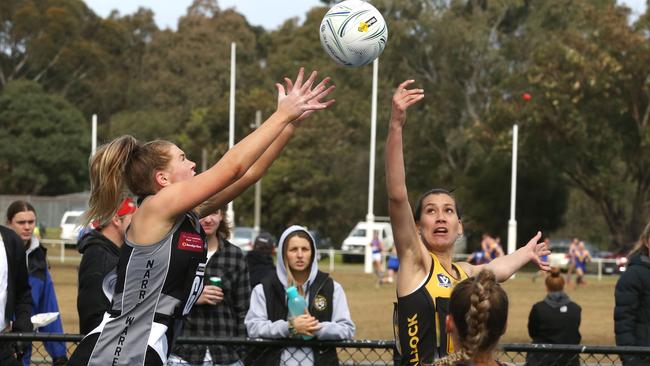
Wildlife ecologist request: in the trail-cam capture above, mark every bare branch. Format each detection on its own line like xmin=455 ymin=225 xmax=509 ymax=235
xmin=8 ymin=54 xmax=28 ymax=81
xmin=33 ymin=48 xmax=64 ymax=82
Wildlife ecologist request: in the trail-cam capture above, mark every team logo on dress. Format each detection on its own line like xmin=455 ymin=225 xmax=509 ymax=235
xmin=178 ymin=231 xmax=205 ymax=253
xmin=437 ymin=274 xmax=452 ymax=288
xmin=313 ymin=294 xmax=328 ymax=311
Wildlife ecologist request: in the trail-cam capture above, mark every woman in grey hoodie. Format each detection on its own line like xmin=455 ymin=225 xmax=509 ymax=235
xmin=245 ymin=225 xmax=355 ymax=366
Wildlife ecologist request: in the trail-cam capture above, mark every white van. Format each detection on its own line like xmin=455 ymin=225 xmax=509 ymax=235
xmin=340 ymin=221 xmax=393 ymax=263
xmin=60 ymin=210 xmax=84 ymax=243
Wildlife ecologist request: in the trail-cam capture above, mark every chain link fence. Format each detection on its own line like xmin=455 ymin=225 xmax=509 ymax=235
xmin=2 ymin=333 xmax=650 ymax=365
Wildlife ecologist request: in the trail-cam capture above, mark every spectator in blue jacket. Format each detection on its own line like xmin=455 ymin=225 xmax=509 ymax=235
xmin=615 ymin=221 xmax=650 ymax=366
xmin=6 ymin=201 xmax=67 ymax=366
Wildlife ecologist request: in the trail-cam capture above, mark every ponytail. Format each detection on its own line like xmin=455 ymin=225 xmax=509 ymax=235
xmin=86 ymin=136 xmax=174 ymax=226
xmin=86 ymin=136 xmax=139 ymax=226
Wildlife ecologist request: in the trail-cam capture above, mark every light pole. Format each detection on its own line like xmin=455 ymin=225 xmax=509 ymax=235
xmin=253 ymin=110 xmax=262 ymax=236
xmin=91 ymin=114 xmax=97 ymax=157
xmin=507 ymin=92 xmax=530 ymax=257
xmin=364 ymin=58 xmax=379 ymax=274
xmin=227 ymin=42 xmax=236 ymax=226
xmin=507 ymin=123 xmax=518 ymax=256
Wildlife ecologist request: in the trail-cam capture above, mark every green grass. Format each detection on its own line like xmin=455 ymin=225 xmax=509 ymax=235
xmin=50 ymin=261 xmax=618 ymax=345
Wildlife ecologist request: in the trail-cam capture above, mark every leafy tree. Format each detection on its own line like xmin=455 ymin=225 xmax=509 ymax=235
xmin=0 ymin=80 xmax=89 ymax=194
xmin=494 ymin=0 xmax=650 ymax=246
xmin=1 ymin=0 xmax=102 ymax=92
xmin=72 ymin=8 xmax=160 ymax=118
xmin=5 ymin=0 xmax=644 ymax=249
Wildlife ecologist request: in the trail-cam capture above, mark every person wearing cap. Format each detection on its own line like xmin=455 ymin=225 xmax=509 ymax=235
xmin=76 ymin=197 xmax=136 ymax=334
xmin=5 ymin=201 xmax=67 ymax=366
xmin=247 ymin=232 xmax=276 ymax=288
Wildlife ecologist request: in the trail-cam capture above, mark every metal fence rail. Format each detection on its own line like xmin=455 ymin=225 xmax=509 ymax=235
xmin=2 ymin=333 xmax=650 ymax=365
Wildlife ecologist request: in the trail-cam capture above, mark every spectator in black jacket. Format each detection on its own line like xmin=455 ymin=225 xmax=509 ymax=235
xmin=76 ymin=198 xmax=136 ymax=334
xmin=527 ymin=267 xmax=581 ymax=366
xmin=615 ymin=221 xmax=650 ymax=366
xmin=247 ymin=232 xmax=276 ymax=288
xmin=0 ymin=226 xmax=32 ymax=366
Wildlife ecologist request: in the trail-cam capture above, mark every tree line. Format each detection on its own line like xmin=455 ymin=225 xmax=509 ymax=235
xmin=1 ymin=0 xmax=648 ymax=249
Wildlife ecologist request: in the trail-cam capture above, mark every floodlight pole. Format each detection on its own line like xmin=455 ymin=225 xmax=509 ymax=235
xmin=91 ymin=114 xmax=97 ymax=157
xmin=364 ymin=58 xmax=379 ymax=274
xmin=227 ymin=42 xmax=236 ymax=226
xmin=507 ymin=124 xmax=519 ymax=257
xmin=253 ymin=110 xmax=262 ymax=236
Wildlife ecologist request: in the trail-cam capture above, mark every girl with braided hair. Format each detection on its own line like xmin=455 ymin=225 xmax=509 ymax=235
xmin=430 ymin=270 xmax=512 ymax=366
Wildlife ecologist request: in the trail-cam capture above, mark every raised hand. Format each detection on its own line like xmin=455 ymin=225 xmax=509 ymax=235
xmin=276 ymin=67 xmax=336 ymax=122
xmin=525 ymin=231 xmax=552 ymax=271
xmin=391 ymin=79 xmax=424 ymax=127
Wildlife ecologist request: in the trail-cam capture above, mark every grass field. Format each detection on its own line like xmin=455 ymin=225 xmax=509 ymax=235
xmin=48 ymin=251 xmax=618 ymax=345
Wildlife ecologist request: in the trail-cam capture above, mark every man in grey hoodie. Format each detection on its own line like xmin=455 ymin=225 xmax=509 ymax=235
xmin=245 ymin=225 xmax=355 ymax=366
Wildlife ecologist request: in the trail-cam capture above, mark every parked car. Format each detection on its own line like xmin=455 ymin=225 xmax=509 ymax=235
xmin=340 ymin=221 xmax=394 ymax=263
xmin=600 ymin=242 xmax=634 ymax=275
xmin=60 ymin=210 xmax=84 ymax=243
xmin=230 ymin=226 xmax=256 ymax=252
xmin=600 ymin=252 xmax=628 ymax=275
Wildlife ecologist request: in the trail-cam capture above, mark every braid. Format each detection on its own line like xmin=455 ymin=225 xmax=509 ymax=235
xmin=430 ymin=350 xmax=470 ymax=366
xmin=448 ymin=270 xmax=508 ymax=364
xmin=463 ymin=278 xmax=491 ymax=358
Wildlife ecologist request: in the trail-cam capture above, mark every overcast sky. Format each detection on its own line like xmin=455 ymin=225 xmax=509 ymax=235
xmin=84 ymin=0 xmax=647 ymax=31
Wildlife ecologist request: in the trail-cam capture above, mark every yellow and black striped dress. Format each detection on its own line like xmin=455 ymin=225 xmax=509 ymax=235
xmin=395 ymin=252 xmax=468 ymax=365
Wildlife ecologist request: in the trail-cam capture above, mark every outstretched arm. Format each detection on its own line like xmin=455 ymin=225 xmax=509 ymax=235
xmin=197 ymin=77 xmax=335 ymax=218
xmin=385 ymin=80 xmax=427 ymax=296
xmin=458 ymin=231 xmax=550 ymax=282
xmin=143 ymin=68 xmax=334 ymax=225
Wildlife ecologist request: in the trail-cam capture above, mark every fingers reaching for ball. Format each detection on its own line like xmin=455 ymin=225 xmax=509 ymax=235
xmin=276 ymin=67 xmax=336 ymax=122
xmin=390 ymin=80 xmax=425 ymax=127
